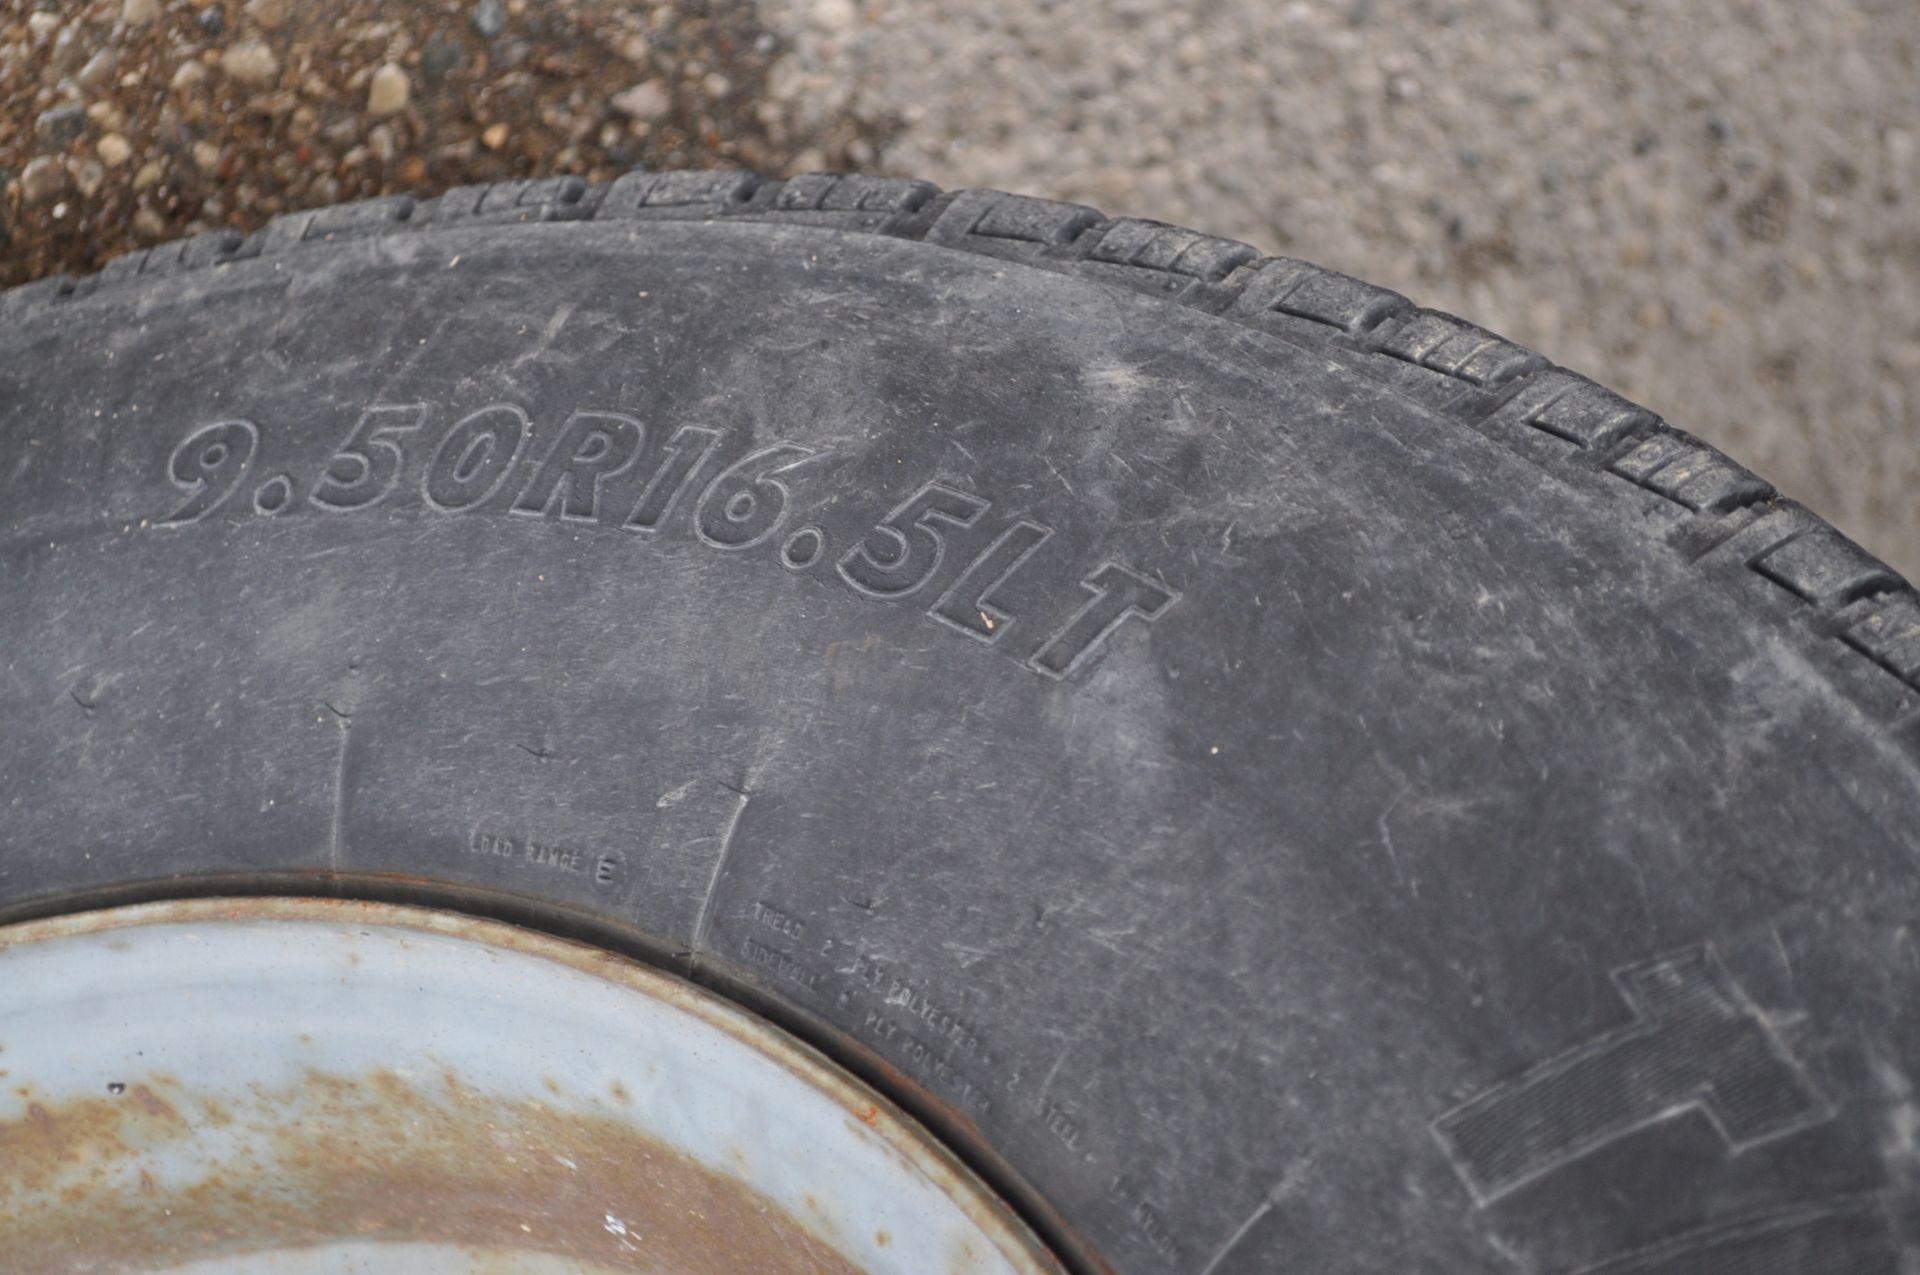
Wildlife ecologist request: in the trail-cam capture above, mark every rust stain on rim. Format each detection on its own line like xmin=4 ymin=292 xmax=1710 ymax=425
xmin=0 ymin=897 xmax=1065 ymax=1275
xmin=0 ymin=1067 xmax=861 ymax=1275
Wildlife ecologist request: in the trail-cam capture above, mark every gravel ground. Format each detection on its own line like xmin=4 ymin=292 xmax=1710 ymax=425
xmin=4 ymin=0 xmax=1914 ymax=578
xmin=0 ymin=0 xmax=873 ymax=285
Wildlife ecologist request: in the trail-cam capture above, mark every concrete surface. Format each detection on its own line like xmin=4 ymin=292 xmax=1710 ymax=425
xmin=764 ymin=0 xmax=1920 ymax=580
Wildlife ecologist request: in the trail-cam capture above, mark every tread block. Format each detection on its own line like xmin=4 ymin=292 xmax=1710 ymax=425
xmin=1378 ymin=309 xmax=1546 ymax=387
xmin=741 ymin=174 xmax=938 ymax=233
xmin=1517 ymin=372 xmax=1658 ymax=450
xmin=96 ymin=249 xmax=153 ymax=283
xmin=1846 ymin=591 xmax=1920 ymax=682
xmin=257 ymin=196 xmax=416 ymax=253
xmin=1231 ymin=257 xmax=1410 ymax=334
xmin=101 ymin=229 xmax=248 ymax=279
xmin=500 ymin=175 xmax=590 ymax=210
xmin=1753 ymin=528 xmax=1902 ymax=609
xmin=1610 ymin=432 xmax=1691 ymax=481
xmin=1087 ymin=218 xmax=1258 ymax=281
xmin=434 ymin=178 xmax=590 ymax=225
xmin=306 ymin=196 xmax=417 ymax=238
xmin=165 ymin=228 xmax=251 ymax=271
xmin=600 ymin=169 xmax=763 ymax=217
xmin=926 ymin=190 xmax=1104 ymax=255
xmin=774 ymin=173 xmax=937 ymax=215
xmin=971 ymin=192 xmax=1104 ymax=245
xmin=1454 ymin=337 xmax=1549 ymax=387
xmin=1610 ymin=433 xmax=1774 ymax=512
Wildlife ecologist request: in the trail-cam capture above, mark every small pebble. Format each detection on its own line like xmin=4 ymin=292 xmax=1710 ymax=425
xmin=219 ymin=42 xmax=280 ymax=86
xmin=812 ymin=0 xmax=856 ymax=31
xmin=78 ymin=49 xmax=119 ymax=88
xmin=132 ymin=160 xmax=164 ymax=190
xmin=20 ymin=156 xmax=68 ymax=204
xmin=97 ymin=134 xmax=133 ymax=168
xmin=246 ymin=0 xmax=290 ymax=31
xmin=422 ymin=33 xmax=462 ymax=83
xmin=471 ymin=0 xmax=506 ymax=38
xmin=122 ymin=0 xmax=160 ymax=23
xmin=171 ymin=60 xmax=208 ymax=93
xmin=610 ymin=79 xmax=670 ymax=121
xmin=69 ymin=157 xmax=106 ymax=199
xmin=197 ymin=6 xmax=225 ymax=37
xmin=481 ymin=122 xmax=510 ymax=150
xmin=192 ymin=140 xmax=222 ymax=172
xmin=366 ymin=63 xmax=410 ymax=116
xmin=35 ymin=105 xmax=89 ymax=152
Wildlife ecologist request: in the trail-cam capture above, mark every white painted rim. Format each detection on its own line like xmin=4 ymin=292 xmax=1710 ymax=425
xmin=0 ymin=898 xmax=1063 ymax=1275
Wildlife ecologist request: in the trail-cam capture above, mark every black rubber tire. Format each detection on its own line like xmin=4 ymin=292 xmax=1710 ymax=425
xmin=4 ymin=171 xmax=1919 ymax=1275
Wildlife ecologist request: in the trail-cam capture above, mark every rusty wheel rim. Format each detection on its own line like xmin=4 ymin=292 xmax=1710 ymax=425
xmin=0 ymin=898 xmax=1064 ymax=1275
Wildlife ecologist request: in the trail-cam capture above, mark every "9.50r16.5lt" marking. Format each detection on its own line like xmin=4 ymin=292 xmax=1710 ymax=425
xmin=157 ymin=402 xmax=1181 ymax=681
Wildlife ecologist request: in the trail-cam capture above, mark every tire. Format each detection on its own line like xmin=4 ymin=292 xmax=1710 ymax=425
xmin=3 ymin=170 xmax=1917 ymax=1275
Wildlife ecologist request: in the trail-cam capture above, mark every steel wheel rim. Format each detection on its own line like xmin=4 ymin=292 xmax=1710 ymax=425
xmin=0 ymin=897 xmax=1063 ymax=1275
